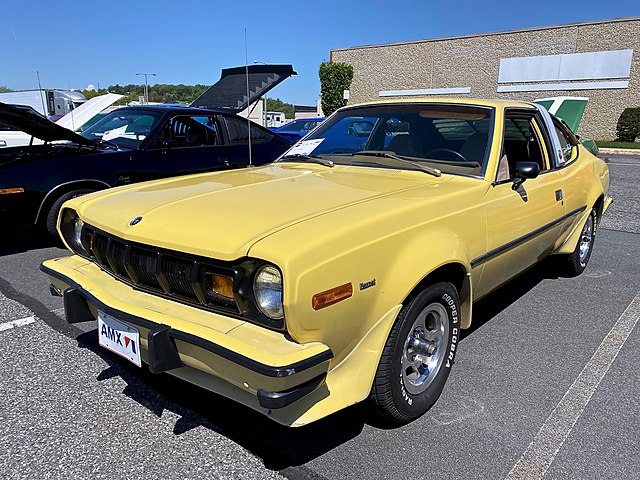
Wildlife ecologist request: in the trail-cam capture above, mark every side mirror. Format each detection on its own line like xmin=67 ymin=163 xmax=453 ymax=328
xmin=512 ymin=161 xmax=539 ymax=190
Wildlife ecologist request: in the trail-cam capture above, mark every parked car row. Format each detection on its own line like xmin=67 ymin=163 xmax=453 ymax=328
xmin=0 ymin=65 xmax=297 ymax=235
xmin=38 ymin=97 xmax=610 ymax=427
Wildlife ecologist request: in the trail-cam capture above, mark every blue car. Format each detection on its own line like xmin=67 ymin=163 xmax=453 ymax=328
xmin=271 ymin=117 xmax=324 ymax=143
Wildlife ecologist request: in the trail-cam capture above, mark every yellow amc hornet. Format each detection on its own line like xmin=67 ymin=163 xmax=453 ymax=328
xmin=41 ymin=99 xmax=611 ymax=426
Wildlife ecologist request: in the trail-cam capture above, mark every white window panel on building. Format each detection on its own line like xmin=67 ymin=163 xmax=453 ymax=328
xmin=498 ymin=49 xmax=633 ymax=84
xmin=379 ymin=87 xmax=471 ymax=97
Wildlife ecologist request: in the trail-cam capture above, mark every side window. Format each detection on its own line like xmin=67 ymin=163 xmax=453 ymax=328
xmin=498 ymin=114 xmax=548 ymax=183
xmin=554 ymin=123 xmax=577 ymax=165
xmin=151 ymin=115 xmax=219 ymax=148
xmin=224 ymin=116 xmax=274 ymax=144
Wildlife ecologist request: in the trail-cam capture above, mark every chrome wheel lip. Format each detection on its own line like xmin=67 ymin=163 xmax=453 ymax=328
xmin=401 ymin=302 xmax=449 ymax=395
xmin=579 ymin=212 xmax=594 ymax=266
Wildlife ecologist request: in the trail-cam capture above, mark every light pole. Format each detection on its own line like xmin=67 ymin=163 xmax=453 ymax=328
xmin=136 ymin=72 xmax=156 ymax=104
xmin=253 ymin=61 xmax=268 ymax=127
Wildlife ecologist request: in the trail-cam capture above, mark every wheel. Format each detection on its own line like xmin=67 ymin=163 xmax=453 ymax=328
xmin=369 ymin=282 xmax=460 ymax=423
xmin=46 ymin=189 xmax=94 ymax=237
xmin=562 ymin=207 xmax=597 ymax=277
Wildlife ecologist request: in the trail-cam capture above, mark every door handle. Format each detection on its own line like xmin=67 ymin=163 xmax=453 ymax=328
xmin=555 ymin=190 xmax=563 ymax=202
xmin=0 ymin=140 xmax=6 ymax=147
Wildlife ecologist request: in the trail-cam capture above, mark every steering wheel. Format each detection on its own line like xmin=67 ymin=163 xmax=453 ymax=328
xmin=425 ymin=148 xmax=469 ymax=162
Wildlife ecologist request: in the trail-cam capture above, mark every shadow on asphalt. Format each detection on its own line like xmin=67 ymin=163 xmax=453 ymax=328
xmin=1 ymin=227 xmax=62 ymax=256
xmin=69 ymin=256 xmax=564 ymax=471
xmin=461 ymin=257 xmax=560 ymax=340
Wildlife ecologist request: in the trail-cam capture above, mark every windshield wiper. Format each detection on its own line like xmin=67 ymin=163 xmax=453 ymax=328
xmin=353 ymin=150 xmax=441 ymax=177
xmin=97 ymin=138 xmax=120 ymax=150
xmin=281 ymin=153 xmax=334 ymax=167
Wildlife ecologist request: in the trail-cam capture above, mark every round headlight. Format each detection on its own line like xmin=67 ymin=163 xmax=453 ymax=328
xmin=253 ymin=265 xmax=284 ymax=320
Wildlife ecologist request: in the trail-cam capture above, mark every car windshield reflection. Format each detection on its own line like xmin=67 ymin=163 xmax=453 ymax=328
xmin=280 ymin=104 xmax=494 ymax=178
xmin=81 ymin=109 xmax=165 ymax=148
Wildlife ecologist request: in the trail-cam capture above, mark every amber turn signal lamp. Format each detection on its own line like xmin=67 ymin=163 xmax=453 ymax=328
xmin=0 ymin=188 xmax=25 ymax=194
xmin=210 ymin=274 xmax=234 ymax=298
xmin=312 ymin=283 xmax=353 ymax=310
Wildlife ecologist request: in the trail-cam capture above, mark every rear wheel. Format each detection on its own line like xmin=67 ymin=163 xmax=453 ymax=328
xmin=369 ymin=282 xmax=460 ymax=424
xmin=46 ymin=189 xmax=94 ymax=237
xmin=562 ymin=207 xmax=597 ymax=277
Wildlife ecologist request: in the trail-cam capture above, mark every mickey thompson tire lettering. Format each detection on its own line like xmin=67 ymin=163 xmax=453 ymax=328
xmin=369 ymin=282 xmax=461 ymax=424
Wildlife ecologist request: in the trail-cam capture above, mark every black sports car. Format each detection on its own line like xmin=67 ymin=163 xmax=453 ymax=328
xmin=0 ymin=65 xmax=295 ymax=235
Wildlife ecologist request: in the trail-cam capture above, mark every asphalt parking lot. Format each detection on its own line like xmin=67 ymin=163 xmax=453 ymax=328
xmin=0 ymin=154 xmax=638 ymax=480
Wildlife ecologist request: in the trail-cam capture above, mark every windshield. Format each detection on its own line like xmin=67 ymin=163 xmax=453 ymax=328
xmin=278 ymin=119 xmax=321 ymax=133
xmin=80 ymin=109 xmax=164 ymax=148
xmin=278 ymin=104 xmax=494 ymax=177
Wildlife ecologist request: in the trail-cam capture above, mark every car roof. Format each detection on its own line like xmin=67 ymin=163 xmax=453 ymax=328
xmin=343 ymin=97 xmax=533 ymax=110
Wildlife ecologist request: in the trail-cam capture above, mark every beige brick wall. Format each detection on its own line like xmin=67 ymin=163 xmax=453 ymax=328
xmin=331 ymin=19 xmax=640 ymax=140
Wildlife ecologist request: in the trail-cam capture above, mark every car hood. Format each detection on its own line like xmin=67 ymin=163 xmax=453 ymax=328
xmin=73 ymin=163 xmax=449 ymax=261
xmin=56 ymin=93 xmax=123 ymax=131
xmin=0 ymin=101 xmax=95 ymax=146
xmin=191 ymin=64 xmax=296 ymax=113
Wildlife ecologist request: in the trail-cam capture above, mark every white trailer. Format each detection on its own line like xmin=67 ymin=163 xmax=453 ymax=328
xmin=0 ymin=89 xmax=86 ymax=117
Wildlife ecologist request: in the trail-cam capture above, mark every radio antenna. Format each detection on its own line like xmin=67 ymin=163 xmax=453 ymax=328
xmin=36 ymin=70 xmax=46 ymax=116
xmin=68 ymin=80 xmax=75 ymax=131
xmin=244 ymin=29 xmax=253 ymax=167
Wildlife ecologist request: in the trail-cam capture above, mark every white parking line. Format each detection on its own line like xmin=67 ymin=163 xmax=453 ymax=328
xmin=0 ymin=316 xmax=37 ymax=332
xmin=505 ymin=291 xmax=640 ymax=480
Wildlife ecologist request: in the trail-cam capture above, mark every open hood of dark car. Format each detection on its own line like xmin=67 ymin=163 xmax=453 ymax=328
xmin=190 ymin=64 xmax=296 ymax=113
xmin=0 ymin=101 xmax=95 ymax=146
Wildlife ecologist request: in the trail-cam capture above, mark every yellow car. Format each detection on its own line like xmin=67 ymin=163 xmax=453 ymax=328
xmin=41 ymin=99 xmax=611 ymax=426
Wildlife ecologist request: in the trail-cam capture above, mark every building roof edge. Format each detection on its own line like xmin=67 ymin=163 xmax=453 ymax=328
xmin=330 ymin=16 xmax=640 ymax=53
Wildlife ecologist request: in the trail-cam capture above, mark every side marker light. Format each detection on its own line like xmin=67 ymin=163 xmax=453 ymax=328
xmin=312 ymin=283 xmax=353 ymax=310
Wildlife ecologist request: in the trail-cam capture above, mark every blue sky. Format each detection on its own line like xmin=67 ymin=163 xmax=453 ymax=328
xmin=1 ymin=1 xmax=638 ymax=105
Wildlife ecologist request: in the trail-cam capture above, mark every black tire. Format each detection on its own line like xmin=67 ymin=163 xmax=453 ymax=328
xmin=369 ymin=282 xmax=460 ymax=424
xmin=562 ymin=207 xmax=597 ymax=277
xmin=45 ymin=189 xmax=94 ymax=237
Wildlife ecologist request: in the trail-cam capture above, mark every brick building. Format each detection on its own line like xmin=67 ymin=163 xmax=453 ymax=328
xmin=330 ymin=17 xmax=640 ymax=139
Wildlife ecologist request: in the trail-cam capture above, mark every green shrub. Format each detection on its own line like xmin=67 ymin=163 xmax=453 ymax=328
xmin=319 ymin=62 xmax=354 ymax=117
xmin=616 ymin=107 xmax=640 ymax=142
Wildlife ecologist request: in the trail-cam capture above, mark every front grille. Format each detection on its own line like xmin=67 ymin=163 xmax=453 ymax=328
xmin=82 ymin=227 xmax=238 ymax=313
xmin=163 ymin=257 xmax=198 ymax=298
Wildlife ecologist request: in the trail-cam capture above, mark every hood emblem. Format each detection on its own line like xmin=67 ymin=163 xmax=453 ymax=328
xmin=129 ymin=216 xmax=142 ymax=226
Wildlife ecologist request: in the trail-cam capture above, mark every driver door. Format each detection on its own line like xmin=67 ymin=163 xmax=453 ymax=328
xmin=475 ymin=109 xmax=567 ymax=298
xmin=137 ymin=114 xmax=228 ymax=181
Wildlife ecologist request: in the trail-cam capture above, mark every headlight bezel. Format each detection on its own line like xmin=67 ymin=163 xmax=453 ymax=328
xmin=59 ymin=208 xmax=89 ymax=257
xmin=252 ymin=264 xmax=284 ymax=321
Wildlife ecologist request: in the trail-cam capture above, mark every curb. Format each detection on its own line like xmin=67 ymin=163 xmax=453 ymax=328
xmin=598 ymin=147 xmax=640 ymax=155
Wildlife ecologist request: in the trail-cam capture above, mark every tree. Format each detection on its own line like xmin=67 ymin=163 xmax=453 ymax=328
xmin=616 ymin=107 xmax=640 ymax=142
xmin=0 ymin=86 xmax=13 ymax=93
xmin=265 ymin=98 xmax=294 ymax=119
xmin=319 ymin=62 xmax=354 ymax=116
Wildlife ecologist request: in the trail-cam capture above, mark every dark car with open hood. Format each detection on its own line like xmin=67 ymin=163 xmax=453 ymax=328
xmin=0 ymin=64 xmax=295 ymax=235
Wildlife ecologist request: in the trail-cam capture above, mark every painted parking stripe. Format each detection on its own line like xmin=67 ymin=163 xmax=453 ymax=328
xmin=505 ymin=291 xmax=640 ymax=480
xmin=0 ymin=316 xmax=36 ymax=332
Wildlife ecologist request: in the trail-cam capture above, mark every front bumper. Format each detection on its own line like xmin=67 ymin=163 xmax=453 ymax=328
xmin=41 ymin=256 xmax=332 ymax=417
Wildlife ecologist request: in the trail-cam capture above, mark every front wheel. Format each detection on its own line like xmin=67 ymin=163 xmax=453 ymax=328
xmin=562 ymin=207 xmax=597 ymax=277
xmin=369 ymin=282 xmax=460 ymax=424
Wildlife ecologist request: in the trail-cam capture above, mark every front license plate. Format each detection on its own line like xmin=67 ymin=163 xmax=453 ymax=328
xmin=98 ymin=310 xmax=141 ymax=367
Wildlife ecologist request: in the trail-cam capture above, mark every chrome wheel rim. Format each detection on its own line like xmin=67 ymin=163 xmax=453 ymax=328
xmin=579 ymin=213 xmax=594 ymax=266
xmin=401 ymin=302 xmax=449 ymax=395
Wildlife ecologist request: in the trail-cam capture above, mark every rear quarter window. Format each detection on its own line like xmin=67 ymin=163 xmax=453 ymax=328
xmin=224 ymin=116 xmax=274 ymax=144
